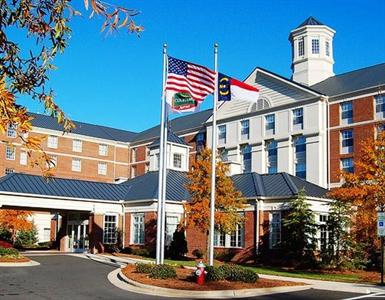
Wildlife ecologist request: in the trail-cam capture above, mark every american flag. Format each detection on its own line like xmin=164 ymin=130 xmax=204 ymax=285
xmin=165 ymin=57 xmax=215 ymax=106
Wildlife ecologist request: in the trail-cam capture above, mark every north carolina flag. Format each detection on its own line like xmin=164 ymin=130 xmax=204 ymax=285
xmin=218 ymin=73 xmax=260 ymax=102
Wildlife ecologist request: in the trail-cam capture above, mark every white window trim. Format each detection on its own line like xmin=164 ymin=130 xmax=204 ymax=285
xmin=239 ymin=119 xmax=250 ymax=141
xmin=72 ymin=139 xmax=83 ymax=153
xmin=47 ymin=135 xmax=58 ymax=149
xmin=173 ymin=153 xmax=182 ymax=169
xmin=5 ymin=145 xmax=16 ymax=161
xmin=269 ymin=211 xmax=281 ymax=249
xmin=99 ymin=144 xmax=108 ymax=156
xmin=98 ymin=162 xmax=107 ymax=175
xmin=131 ymin=213 xmax=145 ymax=245
xmin=71 ymin=158 xmax=82 ymax=172
xmin=214 ymin=225 xmax=244 ymax=249
xmin=20 ymin=150 xmax=28 ymax=165
xmin=103 ymin=213 xmax=119 ymax=244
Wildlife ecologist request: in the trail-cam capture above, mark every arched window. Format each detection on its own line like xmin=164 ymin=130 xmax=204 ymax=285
xmin=249 ymin=96 xmax=271 ymax=112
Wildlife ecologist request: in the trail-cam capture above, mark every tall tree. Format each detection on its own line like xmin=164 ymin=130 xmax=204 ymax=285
xmin=185 ymin=148 xmax=246 ymax=237
xmin=328 ymin=131 xmax=385 ymax=257
xmin=0 ymin=0 xmax=143 ymax=175
xmin=0 ymin=209 xmax=34 ymax=244
xmin=282 ymin=189 xmax=318 ymax=265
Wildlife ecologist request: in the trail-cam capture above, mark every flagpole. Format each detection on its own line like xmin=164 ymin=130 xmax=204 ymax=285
xmin=209 ymin=43 xmax=218 ymax=266
xmin=156 ymin=43 xmax=167 ymax=265
xmin=160 ymin=101 xmax=169 ymax=264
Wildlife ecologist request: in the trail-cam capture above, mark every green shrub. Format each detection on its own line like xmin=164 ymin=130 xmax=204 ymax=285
xmin=0 ymin=247 xmax=20 ymax=258
xmin=131 ymin=248 xmax=151 ymax=257
xmin=192 ymin=249 xmax=204 ymax=259
xmin=205 ymin=265 xmax=225 ymax=281
xmin=218 ymin=264 xmax=259 ymax=283
xmin=135 ymin=262 xmax=154 ymax=274
xmin=15 ymin=227 xmax=38 ymax=248
xmin=149 ymin=264 xmax=177 ymax=279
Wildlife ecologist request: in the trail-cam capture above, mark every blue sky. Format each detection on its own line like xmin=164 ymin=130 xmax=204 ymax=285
xmin=18 ymin=0 xmax=385 ymax=133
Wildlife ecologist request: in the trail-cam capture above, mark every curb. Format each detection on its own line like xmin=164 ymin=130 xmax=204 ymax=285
xmin=108 ymin=268 xmax=311 ymax=299
xmin=0 ymin=259 xmax=40 ymax=267
xmin=86 ymin=254 xmax=127 ymax=268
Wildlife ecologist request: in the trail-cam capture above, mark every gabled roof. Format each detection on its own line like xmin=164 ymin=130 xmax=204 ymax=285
xmin=121 ymin=169 xmax=190 ymax=201
xmin=310 ymin=63 xmax=385 ymax=97
xmin=131 ymin=109 xmax=212 ymax=144
xmin=0 ymin=173 xmax=128 ymax=201
xmin=30 ymin=113 xmax=137 ymax=143
xmin=296 ymin=16 xmax=324 ymax=28
xmin=232 ymin=172 xmax=329 ymax=199
xmin=149 ymin=130 xmax=189 ymax=148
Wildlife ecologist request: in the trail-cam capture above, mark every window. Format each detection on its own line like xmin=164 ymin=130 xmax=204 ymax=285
xmin=256 ymin=97 xmax=271 ymax=110
xmin=319 ymin=215 xmax=328 ymax=251
xmin=240 ymin=144 xmax=251 ymax=173
xmin=341 ymin=130 xmax=353 ymax=154
xmin=270 ymin=212 xmax=281 ymax=249
xmin=5 ymin=145 xmax=15 ymax=160
xmin=266 ymin=140 xmax=277 ymax=174
xmin=132 ymin=148 xmax=137 ymax=162
xmin=265 ymin=114 xmax=275 ymax=135
xmin=293 ymin=136 xmax=306 ymax=179
xmin=214 ymin=226 xmax=244 ymax=248
xmin=173 ymin=153 xmax=182 ymax=169
xmin=98 ymin=162 xmax=107 ymax=175
xmin=43 ymin=228 xmax=51 ymax=242
xmin=377 ymin=123 xmax=385 ymax=136
xmin=20 ymin=150 xmax=27 ymax=165
xmin=325 ymin=41 xmax=330 ymax=56
xmin=132 ymin=213 xmax=144 ymax=244
xmin=340 ymin=101 xmax=353 ymax=124
xmin=99 ymin=144 xmax=108 ymax=156
xmin=71 ymin=158 xmax=81 ymax=172
xmin=311 ymin=39 xmax=319 ymax=54
xmin=293 ymin=108 xmax=304 ymax=130
xmin=72 ymin=139 xmax=82 ymax=152
xmin=166 ymin=215 xmax=180 ymax=246
xmin=47 ymin=135 xmax=58 ymax=149
xmin=5 ymin=168 xmax=14 ymax=175
xmin=7 ymin=124 xmax=16 ymax=138
xmin=218 ymin=148 xmax=228 ymax=162
xmin=341 ymin=157 xmax=354 ymax=173
xmin=146 ymin=147 xmax=150 ymax=159
xmin=240 ymin=120 xmax=249 ymax=140
xmin=103 ymin=214 xmax=118 ymax=244
xmin=298 ymin=37 xmax=304 ymax=56
xmin=196 ymin=132 xmax=205 ymax=152
xmin=218 ymin=125 xmax=226 ymax=144
xmin=214 ymin=230 xmax=226 ymax=247
xmin=376 ymin=95 xmax=385 ymax=120
xmin=155 ymin=153 xmax=160 ymax=169
xmin=131 ymin=166 xmax=136 ymax=178
xmin=47 ymin=155 xmax=57 ymax=169
xmin=230 ymin=225 xmax=244 ymax=248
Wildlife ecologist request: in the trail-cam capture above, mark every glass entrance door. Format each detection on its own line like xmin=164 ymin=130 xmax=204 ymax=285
xmin=67 ymin=223 xmax=89 ymax=253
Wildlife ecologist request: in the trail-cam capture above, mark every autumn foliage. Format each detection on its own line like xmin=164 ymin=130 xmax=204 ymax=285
xmin=328 ymin=131 xmax=385 ymax=253
xmin=185 ymin=148 xmax=246 ymax=235
xmin=0 ymin=209 xmax=34 ymax=244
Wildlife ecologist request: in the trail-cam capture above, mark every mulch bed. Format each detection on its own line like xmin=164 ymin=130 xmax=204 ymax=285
xmin=0 ymin=256 xmax=30 ymax=263
xmin=122 ymin=264 xmax=305 ymax=291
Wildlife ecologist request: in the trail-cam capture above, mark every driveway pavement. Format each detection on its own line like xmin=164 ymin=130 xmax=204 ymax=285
xmin=0 ymin=255 xmax=371 ymax=299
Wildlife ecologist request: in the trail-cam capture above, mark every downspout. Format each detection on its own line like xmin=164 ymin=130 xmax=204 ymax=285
xmin=113 ymin=143 xmax=117 ymax=180
xmin=255 ymin=199 xmax=260 ymax=259
xmin=325 ymin=96 xmax=331 ymax=189
xmin=121 ymin=202 xmax=125 ymax=249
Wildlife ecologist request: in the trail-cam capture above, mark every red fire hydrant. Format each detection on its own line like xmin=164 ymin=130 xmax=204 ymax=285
xmin=195 ymin=261 xmax=207 ymax=285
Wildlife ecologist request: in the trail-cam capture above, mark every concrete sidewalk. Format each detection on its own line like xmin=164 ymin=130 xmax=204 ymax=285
xmin=90 ymin=253 xmax=385 ymax=295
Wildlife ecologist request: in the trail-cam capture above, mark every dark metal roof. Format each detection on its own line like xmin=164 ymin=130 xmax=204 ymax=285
xmin=296 ymin=16 xmax=324 ymax=28
xmin=30 ymin=113 xmax=137 ymax=142
xmin=131 ymin=109 xmax=212 ymax=144
xmin=149 ymin=130 xmax=189 ymax=148
xmin=232 ymin=172 xmax=329 ymax=198
xmin=0 ymin=171 xmax=329 ymax=203
xmin=121 ymin=170 xmax=190 ymax=201
xmin=310 ymin=63 xmax=385 ymax=97
xmin=0 ymin=173 xmax=128 ymax=201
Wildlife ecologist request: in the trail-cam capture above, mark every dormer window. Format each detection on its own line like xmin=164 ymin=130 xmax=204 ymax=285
xmin=173 ymin=153 xmax=182 ymax=169
xmin=298 ymin=38 xmax=304 ymax=56
xmin=312 ymin=39 xmax=320 ymax=54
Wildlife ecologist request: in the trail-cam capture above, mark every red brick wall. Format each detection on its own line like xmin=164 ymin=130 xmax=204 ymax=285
xmin=353 ymin=96 xmax=374 ymax=123
xmin=330 ymin=103 xmax=340 ymax=127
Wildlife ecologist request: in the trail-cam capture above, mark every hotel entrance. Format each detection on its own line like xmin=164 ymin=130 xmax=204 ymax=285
xmin=67 ymin=213 xmax=89 ymax=253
